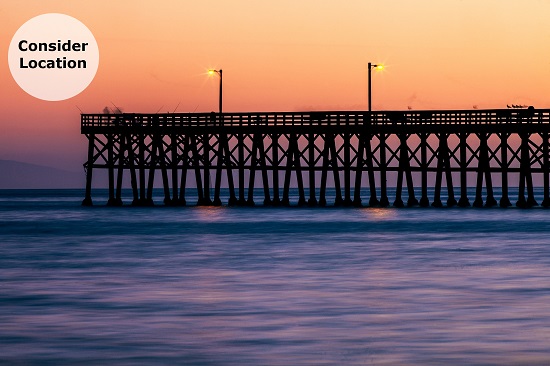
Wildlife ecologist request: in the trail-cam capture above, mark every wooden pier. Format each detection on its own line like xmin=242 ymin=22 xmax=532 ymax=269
xmin=81 ymin=108 xmax=550 ymax=208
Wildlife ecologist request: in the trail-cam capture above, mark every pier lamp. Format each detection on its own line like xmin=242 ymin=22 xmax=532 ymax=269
xmin=368 ymin=63 xmax=384 ymax=112
xmin=208 ymin=69 xmax=223 ymax=114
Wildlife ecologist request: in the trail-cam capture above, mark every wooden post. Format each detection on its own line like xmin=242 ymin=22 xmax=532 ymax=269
xmin=420 ymin=133 xmax=429 ymax=207
xmin=272 ymin=133 xmax=281 ymax=206
xmin=82 ymin=134 xmax=95 ymax=206
xmin=499 ymin=133 xmax=511 ymax=207
xmin=308 ymin=132 xmax=317 ymax=206
xmin=543 ymin=132 xmax=550 ymax=207
xmin=458 ymin=132 xmax=470 ymax=207
xmin=379 ymin=133 xmax=389 ymax=207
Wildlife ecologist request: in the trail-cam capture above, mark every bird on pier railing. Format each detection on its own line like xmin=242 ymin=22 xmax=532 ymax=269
xmin=507 ymin=104 xmax=528 ymax=109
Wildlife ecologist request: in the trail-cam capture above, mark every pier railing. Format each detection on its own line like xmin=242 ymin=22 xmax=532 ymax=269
xmin=81 ymin=109 xmax=550 ymax=130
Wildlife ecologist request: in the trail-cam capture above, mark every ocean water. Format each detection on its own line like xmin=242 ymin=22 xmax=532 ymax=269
xmin=2 ymin=189 xmax=550 ymax=365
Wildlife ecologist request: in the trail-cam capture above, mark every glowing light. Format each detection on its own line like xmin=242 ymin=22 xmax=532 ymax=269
xmin=376 ymin=65 xmax=384 ymax=70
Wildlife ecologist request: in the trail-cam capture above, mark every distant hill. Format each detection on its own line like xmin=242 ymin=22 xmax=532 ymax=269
xmin=0 ymin=160 xmax=84 ymax=189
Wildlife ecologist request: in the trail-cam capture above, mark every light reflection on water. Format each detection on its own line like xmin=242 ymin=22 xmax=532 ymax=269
xmin=1 ymin=190 xmax=550 ymax=364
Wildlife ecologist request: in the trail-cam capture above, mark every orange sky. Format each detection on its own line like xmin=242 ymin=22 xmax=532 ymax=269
xmin=1 ymin=0 xmax=550 ymax=170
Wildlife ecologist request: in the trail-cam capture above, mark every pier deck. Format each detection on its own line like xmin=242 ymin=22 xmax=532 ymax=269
xmin=81 ymin=108 xmax=550 ymax=207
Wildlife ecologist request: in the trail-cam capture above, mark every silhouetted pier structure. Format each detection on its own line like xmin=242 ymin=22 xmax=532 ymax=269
xmin=81 ymin=108 xmax=550 ymax=208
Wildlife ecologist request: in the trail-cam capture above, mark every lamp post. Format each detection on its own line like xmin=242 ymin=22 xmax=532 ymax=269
xmin=368 ymin=62 xmax=386 ymax=207
xmin=207 ymin=69 xmax=224 ymax=206
xmin=208 ymin=69 xmax=223 ymax=114
xmin=368 ymin=62 xmax=383 ymax=112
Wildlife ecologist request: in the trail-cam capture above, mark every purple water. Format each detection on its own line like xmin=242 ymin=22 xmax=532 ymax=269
xmin=1 ymin=189 xmax=550 ymax=365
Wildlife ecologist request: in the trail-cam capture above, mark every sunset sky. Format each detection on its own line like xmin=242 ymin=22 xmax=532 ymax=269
xmin=1 ymin=0 xmax=550 ymax=171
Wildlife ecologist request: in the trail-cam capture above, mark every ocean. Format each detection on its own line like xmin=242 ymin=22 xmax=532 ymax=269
xmin=1 ymin=188 xmax=550 ymax=365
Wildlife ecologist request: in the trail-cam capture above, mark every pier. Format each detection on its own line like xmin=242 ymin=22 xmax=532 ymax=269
xmin=81 ymin=108 xmax=550 ymax=208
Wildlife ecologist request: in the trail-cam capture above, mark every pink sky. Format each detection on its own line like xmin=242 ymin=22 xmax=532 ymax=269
xmin=1 ymin=0 xmax=550 ymax=170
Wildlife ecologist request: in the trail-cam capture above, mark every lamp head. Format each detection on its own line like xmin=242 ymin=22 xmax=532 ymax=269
xmin=208 ymin=69 xmax=223 ymax=78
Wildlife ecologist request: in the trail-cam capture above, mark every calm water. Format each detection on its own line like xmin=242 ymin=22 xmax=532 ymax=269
xmin=2 ymin=189 xmax=550 ymax=365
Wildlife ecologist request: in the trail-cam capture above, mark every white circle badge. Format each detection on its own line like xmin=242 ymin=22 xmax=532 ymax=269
xmin=8 ymin=13 xmax=99 ymax=101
